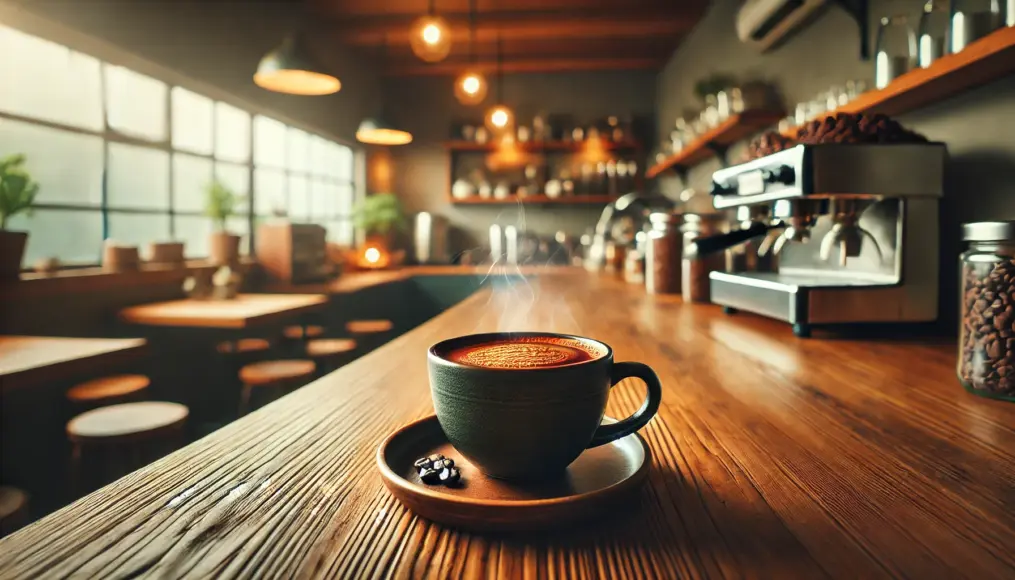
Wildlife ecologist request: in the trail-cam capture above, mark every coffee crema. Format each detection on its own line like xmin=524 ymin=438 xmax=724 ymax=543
xmin=446 ymin=336 xmax=604 ymax=369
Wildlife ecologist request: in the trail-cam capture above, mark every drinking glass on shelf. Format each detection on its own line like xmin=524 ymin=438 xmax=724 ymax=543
xmin=919 ymin=1 xmax=950 ymax=68
xmin=845 ymin=79 xmax=868 ymax=101
xmin=825 ymin=86 xmax=845 ymax=111
xmin=729 ymin=87 xmax=746 ymax=114
xmin=875 ymin=15 xmax=917 ymax=89
xmin=951 ymin=0 xmax=1002 ymax=53
xmin=716 ymin=90 xmax=732 ymax=121
xmin=704 ymin=94 xmax=720 ymax=128
xmin=794 ymin=102 xmax=809 ymax=125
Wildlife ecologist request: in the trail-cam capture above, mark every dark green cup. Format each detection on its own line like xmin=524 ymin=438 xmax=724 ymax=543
xmin=428 ymin=332 xmax=662 ymax=481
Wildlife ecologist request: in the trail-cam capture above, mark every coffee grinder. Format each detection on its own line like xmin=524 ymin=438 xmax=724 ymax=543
xmin=702 ymin=142 xmax=946 ymax=337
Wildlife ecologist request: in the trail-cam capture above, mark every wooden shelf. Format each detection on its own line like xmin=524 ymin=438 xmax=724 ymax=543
xmin=449 ymin=194 xmax=617 ymax=205
xmin=645 ymin=110 xmax=785 ymax=179
xmin=784 ymin=26 xmax=1015 ymax=135
xmin=444 ymin=139 xmax=641 ymax=153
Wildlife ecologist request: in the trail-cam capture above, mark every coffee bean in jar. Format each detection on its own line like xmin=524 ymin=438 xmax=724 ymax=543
xmin=959 ymin=221 xmax=1015 ymax=401
xmin=645 ymin=212 xmax=682 ymax=295
xmin=681 ymin=214 xmax=727 ymax=303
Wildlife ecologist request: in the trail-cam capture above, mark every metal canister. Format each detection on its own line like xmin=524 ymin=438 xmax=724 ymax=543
xmin=645 ymin=212 xmax=682 ymax=295
xmin=681 ymin=213 xmax=727 ymax=303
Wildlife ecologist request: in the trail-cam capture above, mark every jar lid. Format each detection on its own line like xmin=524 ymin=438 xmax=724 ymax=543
xmin=963 ymin=221 xmax=1015 ymax=242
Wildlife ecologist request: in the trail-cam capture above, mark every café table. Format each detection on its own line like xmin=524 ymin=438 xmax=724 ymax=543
xmin=1 ymin=271 xmax=1013 ymax=578
xmin=0 ymin=336 xmax=147 ymax=391
xmin=118 ymin=294 xmax=328 ymax=329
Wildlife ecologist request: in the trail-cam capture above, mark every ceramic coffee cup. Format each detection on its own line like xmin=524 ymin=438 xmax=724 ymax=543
xmin=428 ymin=332 xmax=662 ymax=481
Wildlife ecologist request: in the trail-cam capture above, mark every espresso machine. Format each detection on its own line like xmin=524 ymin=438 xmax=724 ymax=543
xmin=701 ymin=143 xmax=946 ymax=337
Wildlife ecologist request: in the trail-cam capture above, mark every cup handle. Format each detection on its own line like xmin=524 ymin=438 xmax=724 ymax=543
xmin=587 ymin=361 xmax=662 ymax=448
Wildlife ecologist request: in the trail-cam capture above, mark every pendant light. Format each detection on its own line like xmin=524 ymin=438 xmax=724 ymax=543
xmin=484 ymin=33 xmax=513 ymax=133
xmin=454 ymin=0 xmax=488 ymax=105
xmin=254 ymin=35 xmax=341 ymax=96
xmin=410 ymin=0 xmax=452 ymax=63
xmin=357 ymin=36 xmax=413 ymax=146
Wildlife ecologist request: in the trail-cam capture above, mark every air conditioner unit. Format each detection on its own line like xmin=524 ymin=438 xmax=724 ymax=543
xmin=736 ymin=0 xmax=828 ymax=52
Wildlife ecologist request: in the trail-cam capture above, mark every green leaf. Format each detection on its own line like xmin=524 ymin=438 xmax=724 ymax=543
xmin=0 ymin=154 xmax=39 ymax=229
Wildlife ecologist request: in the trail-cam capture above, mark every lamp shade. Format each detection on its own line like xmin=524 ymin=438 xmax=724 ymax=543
xmin=356 ymin=117 xmax=413 ymax=146
xmin=254 ymin=37 xmax=341 ymax=96
xmin=410 ymin=14 xmax=452 ymax=63
xmin=454 ymin=70 xmax=488 ymax=105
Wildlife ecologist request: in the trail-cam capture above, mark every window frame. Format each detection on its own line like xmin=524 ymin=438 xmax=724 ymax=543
xmin=0 ymin=8 xmax=362 ymax=267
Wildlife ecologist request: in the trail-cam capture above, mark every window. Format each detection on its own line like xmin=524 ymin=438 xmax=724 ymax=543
xmin=0 ymin=23 xmax=359 ymax=267
xmin=253 ymin=115 xmax=356 ymax=245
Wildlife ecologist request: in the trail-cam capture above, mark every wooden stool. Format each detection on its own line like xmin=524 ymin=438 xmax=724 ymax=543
xmin=0 ymin=486 xmax=28 ymax=536
xmin=237 ymin=360 xmax=316 ymax=415
xmin=305 ymin=338 xmax=357 ymax=375
xmin=345 ymin=320 xmax=393 ymax=334
xmin=346 ymin=319 xmax=393 ymax=353
xmin=67 ymin=402 xmax=188 ymax=495
xmin=216 ymin=338 xmax=271 ymax=355
xmin=282 ymin=324 xmax=324 ymax=340
xmin=66 ymin=375 xmax=150 ymax=407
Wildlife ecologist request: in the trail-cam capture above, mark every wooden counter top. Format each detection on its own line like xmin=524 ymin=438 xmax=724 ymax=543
xmin=263 ymin=265 xmax=576 ymax=294
xmin=3 ymin=272 xmax=1014 ymax=577
xmin=0 ymin=336 xmax=147 ymax=391
xmin=118 ymin=294 xmax=328 ymax=329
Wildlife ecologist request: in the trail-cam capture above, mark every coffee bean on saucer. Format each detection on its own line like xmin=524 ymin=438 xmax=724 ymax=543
xmin=442 ymin=458 xmax=455 ymax=469
xmin=442 ymin=467 xmax=461 ymax=485
xmin=413 ymin=457 xmax=432 ymax=470
xmin=420 ymin=468 xmax=442 ymax=484
xmin=427 ymin=453 xmax=444 ymax=464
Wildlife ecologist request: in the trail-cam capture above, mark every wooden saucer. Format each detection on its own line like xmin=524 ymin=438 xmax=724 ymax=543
xmin=376 ymin=415 xmax=650 ymax=531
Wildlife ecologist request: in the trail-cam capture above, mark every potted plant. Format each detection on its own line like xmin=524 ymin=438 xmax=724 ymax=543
xmin=353 ymin=193 xmax=406 ymax=247
xmin=352 ymin=193 xmax=407 ymax=269
xmin=0 ymin=154 xmax=40 ymax=282
xmin=205 ymin=179 xmax=244 ymax=266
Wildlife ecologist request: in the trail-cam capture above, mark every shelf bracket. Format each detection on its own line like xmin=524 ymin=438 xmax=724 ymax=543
xmin=673 ymin=166 xmax=689 ymax=183
xmin=704 ymin=142 xmax=731 ymax=168
xmin=830 ymin=0 xmax=870 ymax=61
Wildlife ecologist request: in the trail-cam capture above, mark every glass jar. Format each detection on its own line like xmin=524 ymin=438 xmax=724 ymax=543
xmin=958 ymin=221 xmax=1015 ymax=401
xmin=919 ymin=1 xmax=950 ymax=68
xmin=875 ymin=15 xmax=917 ymax=89
xmin=645 ymin=212 xmax=683 ymax=295
xmin=681 ymin=214 xmax=727 ymax=303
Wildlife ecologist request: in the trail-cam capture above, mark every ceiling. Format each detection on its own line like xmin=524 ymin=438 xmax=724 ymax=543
xmin=303 ymin=0 xmax=709 ymax=76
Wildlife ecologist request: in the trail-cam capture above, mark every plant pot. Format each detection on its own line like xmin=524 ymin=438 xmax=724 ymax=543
xmin=102 ymin=243 xmax=140 ymax=273
xmin=146 ymin=241 xmax=186 ymax=268
xmin=209 ymin=231 xmax=241 ymax=266
xmin=0 ymin=230 xmax=28 ymax=282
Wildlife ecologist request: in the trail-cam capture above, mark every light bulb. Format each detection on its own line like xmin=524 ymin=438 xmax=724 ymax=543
xmin=410 ymin=15 xmax=452 ymax=63
xmin=364 ymin=247 xmax=381 ymax=263
xmin=454 ymin=70 xmax=488 ymax=105
xmin=484 ymin=104 xmax=514 ymax=133
xmin=422 ymin=24 xmax=442 ymax=45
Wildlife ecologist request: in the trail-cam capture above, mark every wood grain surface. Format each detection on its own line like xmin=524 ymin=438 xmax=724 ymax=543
xmin=0 ymin=336 xmax=147 ymax=391
xmin=264 ymin=265 xmax=576 ymax=294
xmin=2 ymin=271 xmax=1014 ymax=578
xmin=118 ymin=294 xmax=328 ymax=329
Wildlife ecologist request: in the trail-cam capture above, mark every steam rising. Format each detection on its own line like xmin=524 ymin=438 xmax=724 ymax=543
xmin=467 ymin=200 xmax=584 ymax=336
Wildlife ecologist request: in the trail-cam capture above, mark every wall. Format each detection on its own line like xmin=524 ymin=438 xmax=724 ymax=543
xmin=655 ymin=0 xmax=1015 ymax=326
xmin=383 ymin=71 xmax=658 ymax=255
xmin=2 ymin=0 xmax=381 ymax=144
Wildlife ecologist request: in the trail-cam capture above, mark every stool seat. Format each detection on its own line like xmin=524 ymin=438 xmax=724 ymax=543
xmin=67 ymin=374 xmax=150 ymax=403
xmin=239 ymin=360 xmax=316 ymax=386
xmin=346 ymin=319 xmax=393 ymax=334
xmin=0 ymin=486 xmax=27 ymax=523
xmin=283 ymin=325 xmax=324 ymax=339
xmin=216 ymin=338 xmax=271 ymax=354
xmin=306 ymin=338 xmax=357 ymax=358
xmin=0 ymin=486 xmax=28 ymax=535
xmin=67 ymin=402 xmax=189 ymax=444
